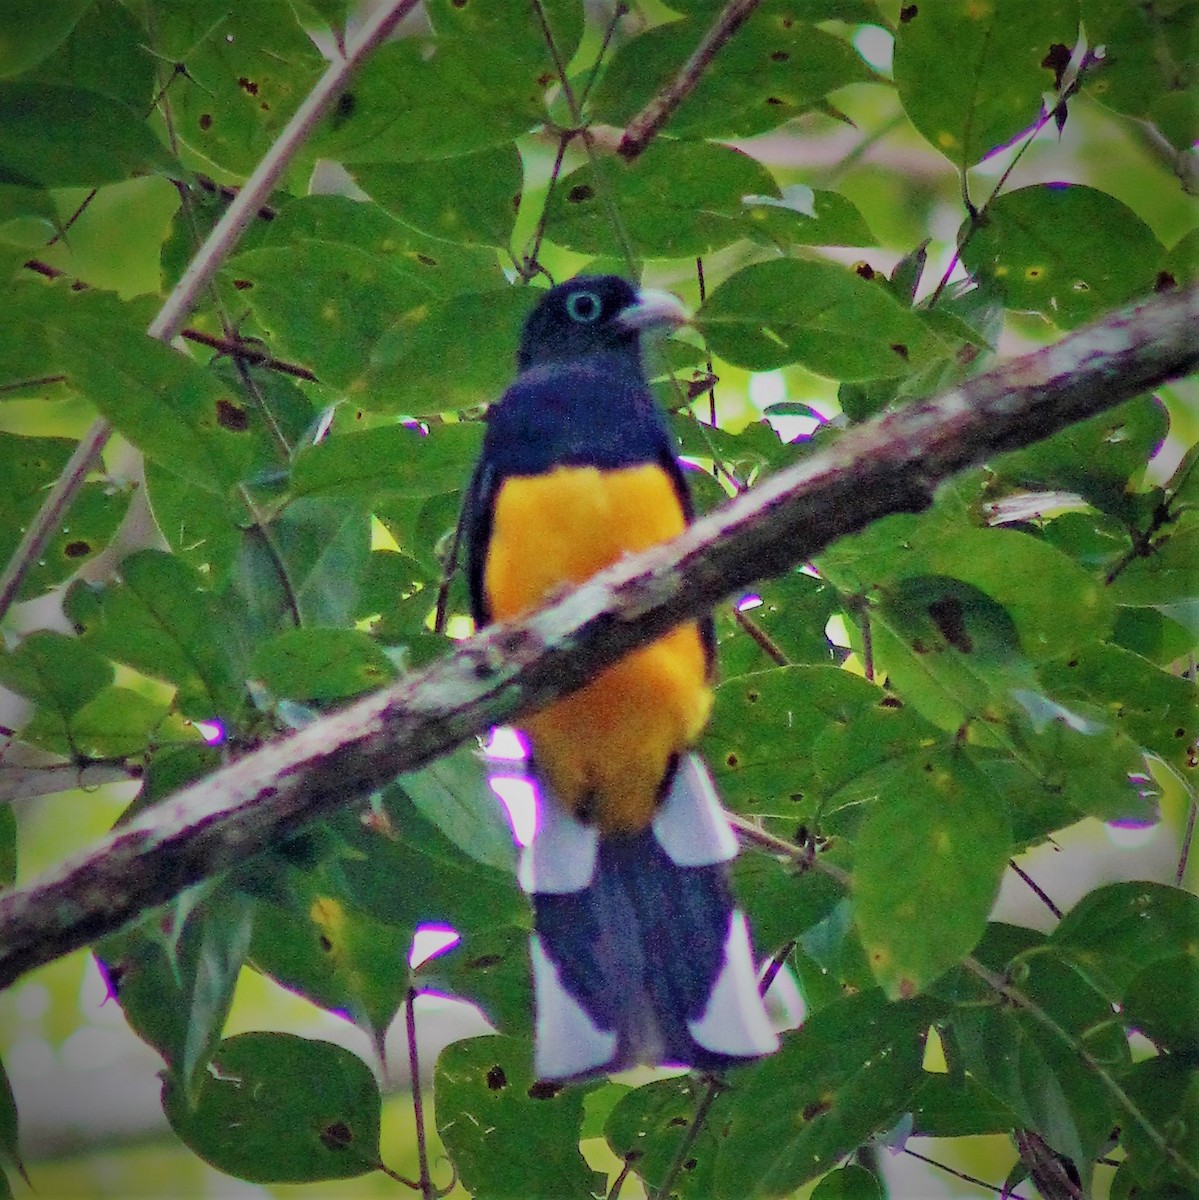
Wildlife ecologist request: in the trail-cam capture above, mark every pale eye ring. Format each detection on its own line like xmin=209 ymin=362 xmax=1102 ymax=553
xmin=565 ymin=290 xmax=602 ymax=323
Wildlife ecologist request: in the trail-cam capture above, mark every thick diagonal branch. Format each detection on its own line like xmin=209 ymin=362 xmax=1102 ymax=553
xmin=0 ymin=283 xmax=1196 ymax=988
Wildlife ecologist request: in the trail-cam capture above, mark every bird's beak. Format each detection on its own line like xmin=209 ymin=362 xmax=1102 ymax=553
xmin=617 ymin=288 xmax=691 ymax=333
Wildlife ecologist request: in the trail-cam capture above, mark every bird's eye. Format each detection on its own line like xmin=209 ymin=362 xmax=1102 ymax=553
xmin=565 ymin=290 xmax=602 ymax=323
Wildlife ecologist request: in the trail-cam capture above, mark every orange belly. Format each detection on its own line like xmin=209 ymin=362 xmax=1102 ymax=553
xmin=484 ymin=464 xmax=711 ymax=833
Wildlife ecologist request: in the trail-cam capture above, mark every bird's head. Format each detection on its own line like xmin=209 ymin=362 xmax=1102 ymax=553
xmin=516 ymin=275 xmax=689 ymax=372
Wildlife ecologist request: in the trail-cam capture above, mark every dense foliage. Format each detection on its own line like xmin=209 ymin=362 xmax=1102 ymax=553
xmin=0 ymin=0 xmax=1196 ymax=1197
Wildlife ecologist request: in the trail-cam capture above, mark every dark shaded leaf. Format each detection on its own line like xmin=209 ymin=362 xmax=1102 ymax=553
xmin=435 ymin=1035 xmax=604 ymax=1200
xmin=165 ymin=1032 xmax=382 ymax=1182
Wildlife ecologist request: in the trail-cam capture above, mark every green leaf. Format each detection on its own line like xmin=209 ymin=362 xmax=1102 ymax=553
xmin=698 ymin=258 xmax=950 ymax=378
xmin=810 ymin=1164 xmax=884 ymax=1200
xmin=592 ymin=8 xmax=872 ymax=140
xmin=1124 ymin=955 xmax=1199 ymax=1057
xmin=57 ymin=684 xmax=176 ymax=758
xmin=144 ymin=459 xmax=245 ymax=589
xmin=435 ymin=1035 xmax=604 ymax=1200
xmin=69 ymin=549 xmax=243 ymax=719
xmin=310 ymin=36 xmax=545 ymax=164
xmin=544 ymin=141 xmax=781 ymax=259
xmin=1117 ymin=1055 xmax=1199 ymax=1194
xmin=1111 ymin=511 xmax=1199 ymax=608
xmin=155 ymin=0 xmax=325 ymax=177
xmin=55 ymin=323 xmax=259 ymax=495
xmin=1082 ymin=0 xmax=1198 ymax=152
xmin=227 ymin=241 xmax=433 ymax=392
xmin=291 ymin=422 xmax=483 ymax=502
xmin=0 ymin=82 xmax=173 ymax=189
xmin=893 ymin=0 xmax=1078 ymax=166
xmin=251 ymin=628 xmax=396 ymax=702
xmin=852 ymin=747 xmax=1011 ymax=998
xmin=960 ymin=183 xmax=1164 ymax=328
xmin=909 ymin=1070 xmax=1022 ymax=1137
xmin=743 ymin=185 xmax=878 ymax=249
xmin=0 ymin=630 xmax=112 ymax=719
xmin=714 ymin=990 xmax=943 ymax=1197
xmin=15 ymin=477 xmax=130 ymax=601
xmin=248 ymin=888 xmax=412 ymax=1037
xmin=351 ymin=144 xmax=522 ymax=247
xmin=705 ymin=664 xmax=884 ymax=814
xmin=165 ymin=1032 xmax=382 ymax=1183
xmin=0 ymin=1058 xmax=24 ymax=1190
xmin=0 ymin=803 xmax=14 ymax=888
xmin=426 ymin=0 xmax=583 ymax=67
xmin=232 ymin=498 xmax=371 ymax=633
xmin=604 ymin=1077 xmax=726 ymax=1198
xmin=99 ymin=888 xmax=254 ymax=1103
xmin=892 ymin=527 xmax=1114 ymax=661
xmin=397 ymin=744 xmax=517 ymax=874
xmin=1162 ymin=227 xmax=1199 ymax=287
xmin=264 ymin=193 xmax=505 ymax=297
xmin=0 ymin=0 xmax=94 ymax=78
xmin=1040 ymin=642 xmax=1198 ymax=771
xmin=715 ymin=572 xmax=840 ymax=677
xmin=1049 ymin=880 xmax=1199 ymax=1001
xmin=420 ymin=923 xmax=532 ymax=1037
xmin=365 ymin=288 xmax=537 ymax=414
xmin=24 ymin=1 xmax=153 ymax=111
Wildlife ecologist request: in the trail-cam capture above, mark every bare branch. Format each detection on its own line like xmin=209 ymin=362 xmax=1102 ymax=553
xmin=0 ymin=0 xmax=421 ymax=627
xmin=618 ymin=0 xmax=762 ymax=160
xmin=0 ymin=284 xmax=1195 ymax=989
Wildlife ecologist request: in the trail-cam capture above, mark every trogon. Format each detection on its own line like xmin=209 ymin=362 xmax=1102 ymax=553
xmin=464 ymin=275 xmax=778 ymax=1081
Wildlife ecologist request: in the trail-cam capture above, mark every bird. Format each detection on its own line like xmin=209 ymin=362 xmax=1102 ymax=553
xmin=464 ymin=274 xmax=779 ymax=1082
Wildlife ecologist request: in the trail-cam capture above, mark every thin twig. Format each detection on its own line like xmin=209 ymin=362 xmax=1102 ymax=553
xmin=964 ymin=956 xmax=1199 ymax=1186
xmin=0 ymin=0 xmax=421 ymax=628
xmin=732 ymin=606 xmax=790 ymax=666
xmin=1008 ymin=859 xmax=1063 ymax=920
xmin=530 ymin=0 xmax=638 ymax=272
xmin=618 ymin=0 xmax=762 ymax=160
xmin=726 ymin=812 xmax=850 ymax=888
xmin=927 ymin=68 xmax=1092 ymax=308
xmin=648 ymin=1076 xmax=724 ymax=1200
xmin=1177 ymin=784 xmax=1197 ymax=886
xmin=181 ymin=327 xmax=317 ymax=381
xmin=902 ymin=1145 xmax=1029 ymax=1199
xmin=406 ymin=988 xmax=437 ymax=1200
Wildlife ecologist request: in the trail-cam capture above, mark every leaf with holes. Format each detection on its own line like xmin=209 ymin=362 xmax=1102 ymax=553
xmin=698 ymin=258 xmax=949 ymax=378
xmin=165 ymin=1032 xmax=382 ymax=1183
xmin=960 ymin=183 xmax=1163 ymax=328
xmin=714 ymin=990 xmax=943 ymax=1197
xmin=592 ymin=9 xmax=872 ymax=141
xmin=436 ymin=1035 xmax=604 ymax=1200
xmin=227 ymin=242 xmax=432 ymax=392
xmin=544 ymin=141 xmax=780 ymax=259
xmin=893 ymin=0 xmax=1079 ymax=166
xmin=53 ymin=321 xmax=258 ymax=496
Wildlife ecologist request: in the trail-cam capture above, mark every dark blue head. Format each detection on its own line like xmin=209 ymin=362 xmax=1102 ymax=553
xmin=516 ymin=275 xmax=688 ymax=372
